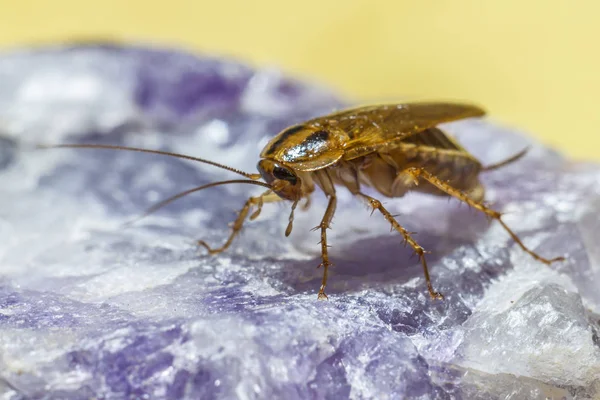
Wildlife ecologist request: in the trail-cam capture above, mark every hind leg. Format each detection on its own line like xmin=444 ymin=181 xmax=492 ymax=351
xmin=404 ymin=167 xmax=565 ymax=264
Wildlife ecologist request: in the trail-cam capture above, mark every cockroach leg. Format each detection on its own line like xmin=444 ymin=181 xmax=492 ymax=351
xmin=358 ymin=192 xmax=444 ymax=300
xmin=198 ymin=191 xmax=279 ymax=255
xmin=404 ymin=167 xmax=566 ymax=264
xmin=314 ymin=195 xmax=337 ymax=300
xmin=249 ymin=196 xmax=264 ymax=221
xmin=301 ymin=196 xmax=311 ymax=211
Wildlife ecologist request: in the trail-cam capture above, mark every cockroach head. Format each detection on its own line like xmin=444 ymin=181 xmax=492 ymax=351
xmin=257 ymin=159 xmax=303 ymax=201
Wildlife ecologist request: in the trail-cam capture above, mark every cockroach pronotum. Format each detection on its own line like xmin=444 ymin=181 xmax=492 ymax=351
xmin=40 ymin=102 xmax=565 ymax=299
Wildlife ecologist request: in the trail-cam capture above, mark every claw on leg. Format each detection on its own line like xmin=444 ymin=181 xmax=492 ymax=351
xmin=317 ymin=261 xmax=331 ymax=300
xmin=318 ymin=285 xmax=329 ymax=300
xmin=417 ymin=253 xmax=444 ymax=300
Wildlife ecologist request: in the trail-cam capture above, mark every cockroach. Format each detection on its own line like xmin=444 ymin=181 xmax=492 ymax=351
xmin=41 ymin=102 xmax=565 ymax=300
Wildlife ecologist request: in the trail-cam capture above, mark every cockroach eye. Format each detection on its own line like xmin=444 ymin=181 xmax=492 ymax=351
xmin=272 ymin=165 xmax=297 ymax=185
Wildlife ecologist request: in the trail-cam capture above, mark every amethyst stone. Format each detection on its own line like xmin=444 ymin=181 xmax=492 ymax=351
xmin=0 ymin=44 xmax=598 ymax=399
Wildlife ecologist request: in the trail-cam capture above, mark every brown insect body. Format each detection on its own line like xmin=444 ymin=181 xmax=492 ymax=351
xmin=43 ymin=102 xmax=564 ymax=300
xmin=259 ymin=103 xmax=485 ymax=201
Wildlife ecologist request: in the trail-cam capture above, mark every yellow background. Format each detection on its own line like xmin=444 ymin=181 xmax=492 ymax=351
xmin=1 ymin=1 xmax=598 ymax=160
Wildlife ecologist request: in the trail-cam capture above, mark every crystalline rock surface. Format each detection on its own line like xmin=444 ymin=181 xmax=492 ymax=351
xmin=0 ymin=45 xmax=599 ymax=399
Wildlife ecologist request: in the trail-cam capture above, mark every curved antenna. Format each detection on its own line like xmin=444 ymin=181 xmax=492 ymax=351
xmin=124 ymin=179 xmax=272 ymax=226
xmin=37 ymin=144 xmax=261 ymax=179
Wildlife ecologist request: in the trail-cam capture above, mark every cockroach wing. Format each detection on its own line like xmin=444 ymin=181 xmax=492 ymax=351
xmin=318 ymin=102 xmax=485 ymax=160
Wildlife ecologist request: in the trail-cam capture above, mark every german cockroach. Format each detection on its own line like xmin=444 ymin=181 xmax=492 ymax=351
xmin=41 ymin=102 xmax=565 ymax=300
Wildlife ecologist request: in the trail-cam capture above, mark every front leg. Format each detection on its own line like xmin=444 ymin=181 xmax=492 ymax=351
xmin=198 ymin=191 xmax=280 ymax=254
xmin=313 ymin=194 xmax=337 ymax=300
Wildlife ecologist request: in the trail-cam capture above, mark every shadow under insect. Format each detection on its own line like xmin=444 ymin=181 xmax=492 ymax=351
xmin=274 ymin=203 xmax=511 ymax=301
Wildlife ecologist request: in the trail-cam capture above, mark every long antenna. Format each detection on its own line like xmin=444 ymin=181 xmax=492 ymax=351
xmin=124 ymin=179 xmax=272 ymax=226
xmin=37 ymin=144 xmax=261 ymax=179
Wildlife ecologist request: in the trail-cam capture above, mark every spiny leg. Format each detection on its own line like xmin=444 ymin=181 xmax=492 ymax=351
xmin=312 ymin=195 xmax=337 ymax=300
xmin=404 ymin=167 xmax=565 ymax=264
xmin=198 ymin=191 xmax=280 ymax=255
xmin=358 ymin=192 xmax=444 ymax=300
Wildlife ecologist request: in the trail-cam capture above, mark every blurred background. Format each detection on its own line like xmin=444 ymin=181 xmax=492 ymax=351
xmin=0 ymin=0 xmax=597 ymax=160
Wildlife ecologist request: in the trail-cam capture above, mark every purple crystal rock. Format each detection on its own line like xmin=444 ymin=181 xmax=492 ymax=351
xmin=0 ymin=44 xmax=598 ymax=399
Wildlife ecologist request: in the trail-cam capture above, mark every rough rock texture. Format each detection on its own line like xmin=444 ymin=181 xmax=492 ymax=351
xmin=0 ymin=44 xmax=599 ymax=399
